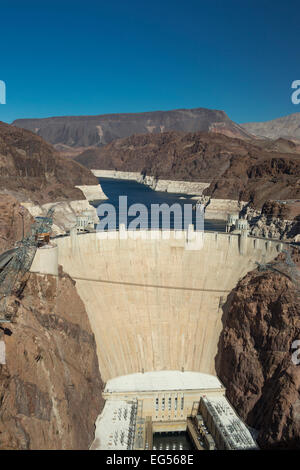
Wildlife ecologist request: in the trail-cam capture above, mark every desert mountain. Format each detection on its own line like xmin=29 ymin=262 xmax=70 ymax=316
xmin=12 ymin=108 xmax=253 ymax=151
xmin=75 ymin=131 xmax=300 ymax=209
xmin=0 ymin=121 xmax=97 ymax=204
xmin=241 ymin=112 xmax=300 ymax=140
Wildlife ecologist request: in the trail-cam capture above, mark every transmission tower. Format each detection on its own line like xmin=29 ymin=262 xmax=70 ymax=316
xmin=0 ymin=208 xmax=54 ymax=322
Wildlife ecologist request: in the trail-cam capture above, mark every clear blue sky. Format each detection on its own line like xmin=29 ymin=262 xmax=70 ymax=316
xmin=1 ymin=0 xmax=299 ymax=124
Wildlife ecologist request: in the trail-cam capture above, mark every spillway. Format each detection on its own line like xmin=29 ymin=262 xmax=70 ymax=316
xmin=39 ymin=229 xmax=283 ymax=382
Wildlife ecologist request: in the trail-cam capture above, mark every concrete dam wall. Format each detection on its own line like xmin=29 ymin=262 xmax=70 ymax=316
xmin=40 ymin=230 xmax=283 ymax=383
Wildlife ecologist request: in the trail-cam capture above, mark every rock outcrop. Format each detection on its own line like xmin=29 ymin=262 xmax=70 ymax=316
xmin=242 ymin=201 xmax=300 ymax=241
xmin=0 ymin=195 xmax=33 ymax=253
xmin=0 ymin=121 xmax=98 ymax=205
xmin=248 ymin=215 xmax=298 ymax=241
xmin=21 ymin=200 xmax=99 ymax=236
xmin=216 ymin=252 xmax=300 ymax=449
xmin=205 ymin=148 xmax=300 ymax=208
xmin=0 ymin=269 xmax=104 ymax=449
xmin=0 ymin=121 xmax=102 ymax=235
xmin=0 ymin=190 xmax=104 ymax=450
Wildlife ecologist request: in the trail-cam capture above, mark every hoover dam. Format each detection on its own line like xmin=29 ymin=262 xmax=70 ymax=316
xmin=28 ymin=219 xmax=289 ymax=449
xmin=31 ymin=227 xmax=283 ymax=382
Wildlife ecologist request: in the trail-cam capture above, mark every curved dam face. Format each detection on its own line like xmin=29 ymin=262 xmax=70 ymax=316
xmin=53 ymin=230 xmax=282 ymax=382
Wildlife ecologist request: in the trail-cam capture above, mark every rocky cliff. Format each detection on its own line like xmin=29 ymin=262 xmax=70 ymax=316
xmin=0 ymin=269 xmax=104 ymax=449
xmin=0 ymin=121 xmax=98 ymax=204
xmin=205 ymin=146 xmax=300 ymax=208
xmin=241 ymin=201 xmax=300 ymax=241
xmin=0 ymin=195 xmax=33 ymax=253
xmin=216 ymin=252 xmax=300 ymax=449
xmin=0 ymin=198 xmax=104 ymax=450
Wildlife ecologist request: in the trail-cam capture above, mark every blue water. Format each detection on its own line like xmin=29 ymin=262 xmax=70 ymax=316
xmin=92 ymin=177 xmax=226 ymax=232
xmin=153 ymin=431 xmax=194 ymax=451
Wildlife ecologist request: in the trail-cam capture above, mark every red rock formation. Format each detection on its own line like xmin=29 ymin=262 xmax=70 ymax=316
xmin=75 ymin=131 xmax=249 ymax=179
xmin=0 ymin=123 xmax=104 ymax=450
xmin=0 ymin=268 xmax=104 ymax=449
xmin=0 ymin=121 xmax=97 ymax=204
xmin=0 ymin=195 xmax=33 ymax=252
xmin=261 ymin=200 xmax=292 ymax=219
xmin=0 ymin=198 xmax=104 ymax=449
xmin=216 ymin=253 xmax=300 ymax=449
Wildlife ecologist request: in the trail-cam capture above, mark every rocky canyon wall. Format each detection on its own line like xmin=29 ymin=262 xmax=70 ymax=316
xmin=0 ymin=269 xmax=104 ymax=450
xmin=216 ymin=251 xmax=300 ymax=449
xmin=0 ymin=198 xmax=104 ymax=449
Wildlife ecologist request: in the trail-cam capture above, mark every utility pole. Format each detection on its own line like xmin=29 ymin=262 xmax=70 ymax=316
xmin=19 ymin=207 xmax=25 ymax=239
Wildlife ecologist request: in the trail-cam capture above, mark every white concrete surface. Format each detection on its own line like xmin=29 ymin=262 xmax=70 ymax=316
xmin=92 ymin=169 xmax=141 ymax=181
xmin=201 ymin=395 xmax=258 ymax=450
xmin=205 ymin=199 xmax=247 ymax=220
xmin=90 ymin=400 xmax=137 ymax=450
xmin=54 ymin=230 xmax=282 ymax=381
xmin=105 ymin=371 xmax=223 ymax=393
xmin=30 ymin=244 xmax=58 ymax=276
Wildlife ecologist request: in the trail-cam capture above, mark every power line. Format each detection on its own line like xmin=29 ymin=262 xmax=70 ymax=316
xmin=0 ymin=209 xmax=54 ymax=322
xmin=30 ymin=271 xmax=231 ymax=293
